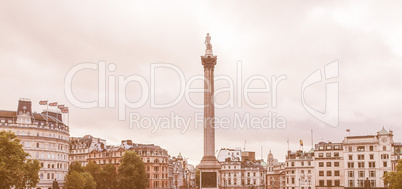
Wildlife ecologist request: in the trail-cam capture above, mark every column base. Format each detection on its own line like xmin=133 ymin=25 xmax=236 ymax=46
xmin=198 ymin=156 xmax=221 ymax=189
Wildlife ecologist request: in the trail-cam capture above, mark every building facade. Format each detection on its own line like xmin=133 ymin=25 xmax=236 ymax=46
xmin=285 ymin=150 xmax=315 ymax=189
xmin=0 ymin=99 xmax=70 ymax=188
xmin=69 ymin=135 xmax=106 ymax=166
xmin=267 ymin=150 xmax=286 ymax=189
xmin=314 ymin=142 xmax=344 ymax=189
xmin=69 ymin=136 xmax=197 ymax=189
xmin=217 ymin=148 xmax=266 ymax=189
xmin=343 ymin=128 xmax=394 ymax=188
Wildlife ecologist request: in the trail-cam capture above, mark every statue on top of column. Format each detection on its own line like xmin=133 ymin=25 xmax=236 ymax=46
xmin=205 ymin=33 xmax=212 ymax=50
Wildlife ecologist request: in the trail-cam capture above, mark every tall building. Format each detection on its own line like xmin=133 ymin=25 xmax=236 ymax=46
xmin=314 ymin=142 xmax=344 ymax=188
xmin=0 ymin=99 xmax=70 ymax=188
xmin=285 ymin=150 xmax=315 ymax=189
xmin=343 ymin=127 xmax=394 ymax=188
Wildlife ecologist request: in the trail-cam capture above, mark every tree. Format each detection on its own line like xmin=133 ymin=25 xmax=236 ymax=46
xmin=0 ymin=130 xmax=40 ymax=188
xmin=384 ymin=159 xmax=402 ymax=189
xmin=98 ymin=163 xmax=117 ymax=189
xmin=82 ymin=172 xmax=96 ymax=189
xmin=85 ymin=161 xmax=101 ymax=188
xmin=22 ymin=159 xmax=41 ymax=189
xmin=117 ymin=151 xmax=148 ymax=189
xmin=69 ymin=161 xmax=85 ymax=174
xmin=65 ymin=171 xmax=84 ymax=189
xmin=65 ymin=171 xmax=97 ymax=189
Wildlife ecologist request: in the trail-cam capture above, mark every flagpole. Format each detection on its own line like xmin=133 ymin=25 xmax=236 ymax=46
xmin=56 ymin=105 xmax=58 ymax=129
xmin=311 ymin=129 xmax=314 ymax=150
xmin=46 ymin=100 xmax=49 ymax=125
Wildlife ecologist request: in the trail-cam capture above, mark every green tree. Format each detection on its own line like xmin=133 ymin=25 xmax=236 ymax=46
xmin=69 ymin=161 xmax=85 ymax=174
xmin=22 ymin=159 xmax=41 ymax=189
xmin=65 ymin=171 xmax=97 ymax=189
xmin=117 ymin=151 xmax=148 ymax=189
xmin=82 ymin=172 xmax=97 ymax=189
xmin=0 ymin=130 xmax=40 ymax=188
xmin=98 ymin=163 xmax=117 ymax=189
xmin=65 ymin=171 xmax=84 ymax=189
xmin=384 ymin=159 xmax=402 ymax=189
xmin=85 ymin=161 xmax=101 ymax=188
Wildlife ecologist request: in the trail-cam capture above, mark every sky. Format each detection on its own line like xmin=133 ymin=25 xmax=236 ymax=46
xmin=1 ymin=0 xmax=402 ymax=165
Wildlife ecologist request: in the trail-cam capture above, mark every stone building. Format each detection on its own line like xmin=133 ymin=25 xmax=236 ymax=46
xmin=170 ymin=153 xmax=193 ymax=189
xmin=70 ymin=136 xmax=174 ymax=188
xmin=343 ymin=127 xmax=394 ymax=188
xmin=314 ymin=142 xmax=344 ymax=189
xmin=285 ymin=150 xmax=315 ymax=189
xmin=266 ymin=150 xmax=286 ymax=189
xmin=69 ymin=135 xmax=106 ymax=166
xmin=0 ymin=99 xmax=70 ymax=188
xmin=217 ymin=148 xmax=266 ymax=188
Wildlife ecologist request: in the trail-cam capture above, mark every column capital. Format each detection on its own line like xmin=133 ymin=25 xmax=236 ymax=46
xmin=201 ymin=55 xmax=217 ymax=70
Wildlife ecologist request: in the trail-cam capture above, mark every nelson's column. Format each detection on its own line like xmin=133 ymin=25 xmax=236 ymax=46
xmin=198 ymin=33 xmax=221 ymax=188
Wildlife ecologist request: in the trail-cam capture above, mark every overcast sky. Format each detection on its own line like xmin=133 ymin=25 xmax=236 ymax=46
xmin=1 ymin=1 xmax=402 ymax=165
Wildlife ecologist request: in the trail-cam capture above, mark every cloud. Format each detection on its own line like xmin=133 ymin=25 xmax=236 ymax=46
xmin=1 ymin=0 xmax=402 ymax=164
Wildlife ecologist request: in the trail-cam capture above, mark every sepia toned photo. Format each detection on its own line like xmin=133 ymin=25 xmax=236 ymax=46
xmin=1 ymin=1 xmax=402 ymax=189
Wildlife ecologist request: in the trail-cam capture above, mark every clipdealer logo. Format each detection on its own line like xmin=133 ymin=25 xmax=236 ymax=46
xmin=64 ymin=60 xmax=339 ymax=132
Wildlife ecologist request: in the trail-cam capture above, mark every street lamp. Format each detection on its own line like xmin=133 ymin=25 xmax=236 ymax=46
xmin=299 ymin=178 xmax=301 ymax=189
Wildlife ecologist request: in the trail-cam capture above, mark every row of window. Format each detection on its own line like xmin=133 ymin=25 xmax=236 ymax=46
xmin=317 ymin=152 xmax=340 ymax=158
xmin=318 ymin=180 xmax=341 ymax=187
xmin=318 ymin=170 xmax=340 ymax=176
xmin=347 ymin=161 xmax=388 ymax=168
xmin=39 ymin=172 xmax=65 ymax=181
xmin=42 ymin=162 xmax=68 ymax=170
xmin=348 ymin=170 xmax=376 ymax=178
xmin=286 ymin=177 xmax=312 ymax=185
xmin=287 ymin=161 xmax=312 ymax=167
xmin=152 ymin=181 xmax=169 ymax=188
xmin=34 ymin=151 xmax=68 ymax=160
xmin=318 ymin=145 xmax=341 ymax=150
xmin=287 ymin=170 xmax=312 ymax=174
xmin=147 ymin=173 xmax=169 ymax=179
xmin=346 ymin=145 xmax=388 ymax=152
xmin=222 ymin=172 xmax=263 ymax=177
xmin=348 ymin=153 xmax=389 ymax=160
xmin=318 ymin=161 xmax=340 ymax=167
xmin=146 ymin=165 xmax=169 ymax=172
xmin=223 ymin=179 xmax=259 ymax=186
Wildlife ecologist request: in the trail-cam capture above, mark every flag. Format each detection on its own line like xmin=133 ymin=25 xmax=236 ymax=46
xmin=346 ymin=129 xmax=350 ymax=132
xmin=49 ymin=102 xmax=58 ymax=106
xmin=57 ymin=105 xmax=64 ymax=109
xmin=39 ymin=101 xmax=48 ymax=105
xmin=300 ymin=140 xmax=303 ymax=146
xmin=61 ymin=107 xmax=69 ymax=113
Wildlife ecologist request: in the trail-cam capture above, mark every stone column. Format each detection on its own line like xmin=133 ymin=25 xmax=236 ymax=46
xmin=198 ymin=33 xmax=221 ymax=189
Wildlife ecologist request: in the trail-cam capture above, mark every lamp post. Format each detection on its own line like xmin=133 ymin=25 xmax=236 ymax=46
xmin=299 ymin=178 xmax=301 ymax=189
